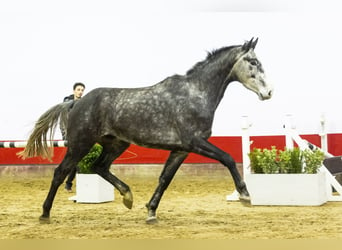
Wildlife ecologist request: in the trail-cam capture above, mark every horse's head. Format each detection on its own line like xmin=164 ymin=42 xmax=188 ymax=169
xmin=230 ymin=38 xmax=273 ymax=100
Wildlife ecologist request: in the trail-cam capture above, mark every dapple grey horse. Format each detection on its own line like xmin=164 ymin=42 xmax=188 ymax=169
xmin=19 ymin=38 xmax=273 ymax=223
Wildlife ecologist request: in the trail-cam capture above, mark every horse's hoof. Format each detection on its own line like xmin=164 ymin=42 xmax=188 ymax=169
xmin=239 ymin=193 xmax=250 ymax=202
xmin=123 ymin=191 xmax=133 ymax=209
xmin=39 ymin=215 xmax=51 ymax=224
xmin=146 ymin=216 xmax=158 ymax=224
xmin=239 ymin=194 xmax=251 ymax=206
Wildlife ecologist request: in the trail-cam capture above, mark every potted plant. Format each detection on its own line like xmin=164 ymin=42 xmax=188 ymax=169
xmin=71 ymin=144 xmax=115 ymax=203
xmin=245 ymin=146 xmax=327 ymax=206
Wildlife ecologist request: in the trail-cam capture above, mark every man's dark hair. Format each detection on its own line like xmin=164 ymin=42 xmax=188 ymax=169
xmin=73 ymin=82 xmax=85 ymax=90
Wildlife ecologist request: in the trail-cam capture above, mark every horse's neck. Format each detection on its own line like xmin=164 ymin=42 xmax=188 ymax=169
xmin=192 ymin=69 xmax=232 ymax=111
xmin=207 ymin=81 xmax=230 ymax=112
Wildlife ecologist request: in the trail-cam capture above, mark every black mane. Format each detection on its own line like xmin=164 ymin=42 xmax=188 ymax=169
xmin=186 ymin=45 xmax=239 ymax=75
xmin=206 ymin=45 xmax=238 ymax=59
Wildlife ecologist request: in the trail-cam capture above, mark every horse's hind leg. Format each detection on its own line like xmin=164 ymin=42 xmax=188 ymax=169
xmin=40 ymin=151 xmax=85 ymax=222
xmin=91 ymin=139 xmax=133 ymax=209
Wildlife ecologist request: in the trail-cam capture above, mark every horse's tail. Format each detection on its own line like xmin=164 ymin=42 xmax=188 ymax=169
xmin=17 ymin=101 xmax=73 ymax=161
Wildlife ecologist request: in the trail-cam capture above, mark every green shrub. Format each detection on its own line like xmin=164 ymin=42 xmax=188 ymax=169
xmin=278 ymin=147 xmax=303 ymax=173
xmin=248 ymin=148 xmax=264 ymax=173
xmin=303 ymin=149 xmax=325 ymax=174
xmin=77 ymin=144 xmax=103 ymax=174
xmin=248 ymin=146 xmax=324 ymax=174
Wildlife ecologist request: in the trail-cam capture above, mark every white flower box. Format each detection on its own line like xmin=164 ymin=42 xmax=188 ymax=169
xmin=245 ymin=171 xmax=328 ymax=206
xmin=72 ymin=174 xmax=115 ymax=203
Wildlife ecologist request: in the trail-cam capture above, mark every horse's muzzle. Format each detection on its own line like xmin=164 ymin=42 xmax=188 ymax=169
xmin=259 ymin=89 xmax=273 ymax=100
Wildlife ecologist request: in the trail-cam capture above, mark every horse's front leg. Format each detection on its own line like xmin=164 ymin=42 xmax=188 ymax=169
xmin=146 ymin=151 xmax=188 ymax=224
xmin=190 ymin=138 xmax=250 ymax=201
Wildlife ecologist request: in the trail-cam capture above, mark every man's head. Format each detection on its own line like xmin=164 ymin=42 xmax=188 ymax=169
xmin=73 ymin=82 xmax=85 ymax=100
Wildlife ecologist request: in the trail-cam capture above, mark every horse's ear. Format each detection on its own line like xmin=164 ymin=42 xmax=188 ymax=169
xmin=251 ymin=37 xmax=258 ymax=49
xmin=242 ymin=37 xmax=257 ymax=51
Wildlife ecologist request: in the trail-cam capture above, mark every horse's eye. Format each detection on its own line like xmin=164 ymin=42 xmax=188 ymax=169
xmin=250 ymin=60 xmax=258 ymax=66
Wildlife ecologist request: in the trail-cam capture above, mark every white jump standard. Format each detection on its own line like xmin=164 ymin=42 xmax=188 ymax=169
xmin=0 ymin=140 xmax=67 ymax=148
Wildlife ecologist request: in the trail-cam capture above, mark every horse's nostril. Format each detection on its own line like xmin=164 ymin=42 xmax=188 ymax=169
xmin=268 ymin=90 xmax=273 ymax=96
